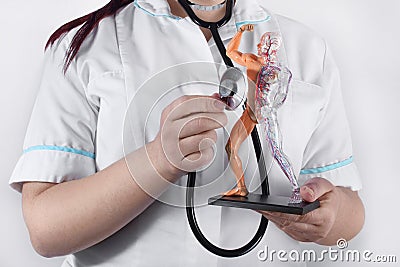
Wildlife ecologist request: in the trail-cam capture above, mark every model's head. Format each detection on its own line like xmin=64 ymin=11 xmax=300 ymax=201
xmin=257 ymin=32 xmax=281 ymax=63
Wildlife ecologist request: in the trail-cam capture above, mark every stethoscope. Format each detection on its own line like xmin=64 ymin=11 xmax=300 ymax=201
xmin=178 ymin=0 xmax=270 ymax=258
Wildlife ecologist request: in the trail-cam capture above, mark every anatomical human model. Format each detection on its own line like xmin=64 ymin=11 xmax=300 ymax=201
xmin=223 ymin=24 xmax=301 ymax=203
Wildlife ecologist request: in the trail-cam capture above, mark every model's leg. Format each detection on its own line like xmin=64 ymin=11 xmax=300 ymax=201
xmin=223 ymin=108 xmax=257 ymax=197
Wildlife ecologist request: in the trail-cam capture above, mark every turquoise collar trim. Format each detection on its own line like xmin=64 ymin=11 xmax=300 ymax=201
xmin=134 ymin=0 xmax=270 ymax=27
xmin=235 ymin=16 xmax=271 ymax=29
xmin=133 ymin=1 xmax=182 ymax=20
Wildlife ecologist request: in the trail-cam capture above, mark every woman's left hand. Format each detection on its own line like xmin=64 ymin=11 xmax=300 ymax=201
xmin=258 ymin=177 xmax=341 ymax=243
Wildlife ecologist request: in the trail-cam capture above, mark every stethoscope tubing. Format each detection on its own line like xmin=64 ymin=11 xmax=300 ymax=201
xmin=179 ymin=0 xmax=270 ymax=257
xmin=186 ymin=126 xmax=269 ymax=257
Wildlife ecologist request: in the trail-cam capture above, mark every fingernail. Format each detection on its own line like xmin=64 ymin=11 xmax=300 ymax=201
xmin=211 ymin=93 xmax=220 ymax=99
xmin=214 ymin=100 xmax=226 ymax=110
xmin=301 ymin=185 xmax=315 ymax=200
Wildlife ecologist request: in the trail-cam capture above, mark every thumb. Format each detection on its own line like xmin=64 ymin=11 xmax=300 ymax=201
xmin=300 ymin=177 xmax=335 ymax=202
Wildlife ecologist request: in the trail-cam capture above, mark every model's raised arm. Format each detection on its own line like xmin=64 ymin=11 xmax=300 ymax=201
xmin=226 ymin=24 xmax=254 ymax=66
xmin=226 ymin=29 xmax=244 ymax=65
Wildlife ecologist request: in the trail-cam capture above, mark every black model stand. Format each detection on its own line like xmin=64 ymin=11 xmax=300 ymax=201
xmin=209 ymin=194 xmax=320 ymax=215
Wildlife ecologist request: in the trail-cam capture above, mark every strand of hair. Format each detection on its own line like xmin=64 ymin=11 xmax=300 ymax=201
xmin=44 ymin=0 xmax=133 ymax=73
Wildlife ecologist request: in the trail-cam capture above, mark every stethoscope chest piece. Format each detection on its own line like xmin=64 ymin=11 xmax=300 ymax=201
xmin=219 ymin=67 xmax=246 ymax=110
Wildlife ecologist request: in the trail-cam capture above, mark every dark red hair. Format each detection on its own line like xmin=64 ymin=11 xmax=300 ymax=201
xmin=46 ymin=0 xmax=134 ymax=73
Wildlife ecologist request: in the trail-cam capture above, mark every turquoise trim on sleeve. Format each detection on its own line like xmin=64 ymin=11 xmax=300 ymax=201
xmin=300 ymin=156 xmax=353 ymax=175
xmin=236 ymin=16 xmax=271 ymax=29
xmin=134 ymin=2 xmax=182 ymax=20
xmin=23 ymin=145 xmax=95 ymax=159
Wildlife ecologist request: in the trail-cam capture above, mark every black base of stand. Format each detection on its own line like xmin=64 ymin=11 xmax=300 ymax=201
xmin=208 ymin=193 xmax=320 ymax=215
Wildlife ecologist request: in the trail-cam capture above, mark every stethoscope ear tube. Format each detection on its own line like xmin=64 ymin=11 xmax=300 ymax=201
xmin=178 ymin=0 xmax=234 ymax=66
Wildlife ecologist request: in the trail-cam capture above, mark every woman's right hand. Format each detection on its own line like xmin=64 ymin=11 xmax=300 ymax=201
xmin=148 ymin=95 xmax=228 ymax=182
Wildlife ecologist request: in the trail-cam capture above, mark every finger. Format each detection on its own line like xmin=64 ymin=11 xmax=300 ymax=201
xmin=165 ymin=96 xmax=226 ymax=121
xmin=266 ymin=215 xmax=318 ymax=233
xmin=300 ymin=177 xmax=335 ymax=202
xmin=263 ymin=215 xmax=321 ymax=242
xmin=259 ymin=209 xmax=324 ymax=226
xmin=265 ymin=217 xmax=308 ymax=242
xmin=179 ymin=130 xmax=217 ymax=156
xmin=210 ymin=93 xmax=220 ymax=99
xmin=258 ymin=210 xmax=303 ymax=223
xmin=177 ymin=112 xmax=227 ymax=138
xmin=180 ymin=146 xmax=215 ymax=172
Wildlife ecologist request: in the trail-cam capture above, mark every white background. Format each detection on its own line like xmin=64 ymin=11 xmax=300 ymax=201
xmin=1 ymin=0 xmax=399 ymax=266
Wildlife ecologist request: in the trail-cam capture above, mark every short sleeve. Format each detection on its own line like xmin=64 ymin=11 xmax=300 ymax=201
xmin=9 ymin=37 xmax=98 ymax=193
xmin=298 ymin=43 xmax=362 ymax=191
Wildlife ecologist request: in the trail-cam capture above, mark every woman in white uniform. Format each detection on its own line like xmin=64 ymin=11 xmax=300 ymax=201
xmin=10 ymin=0 xmax=365 ymax=266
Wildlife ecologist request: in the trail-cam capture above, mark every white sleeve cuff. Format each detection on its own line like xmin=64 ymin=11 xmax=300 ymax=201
xmin=298 ymin=157 xmax=362 ymax=191
xmin=9 ymin=149 xmax=96 ymax=193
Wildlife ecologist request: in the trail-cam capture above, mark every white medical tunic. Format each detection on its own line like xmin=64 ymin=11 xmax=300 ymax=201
xmin=10 ymin=0 xmax=362 ymax=266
